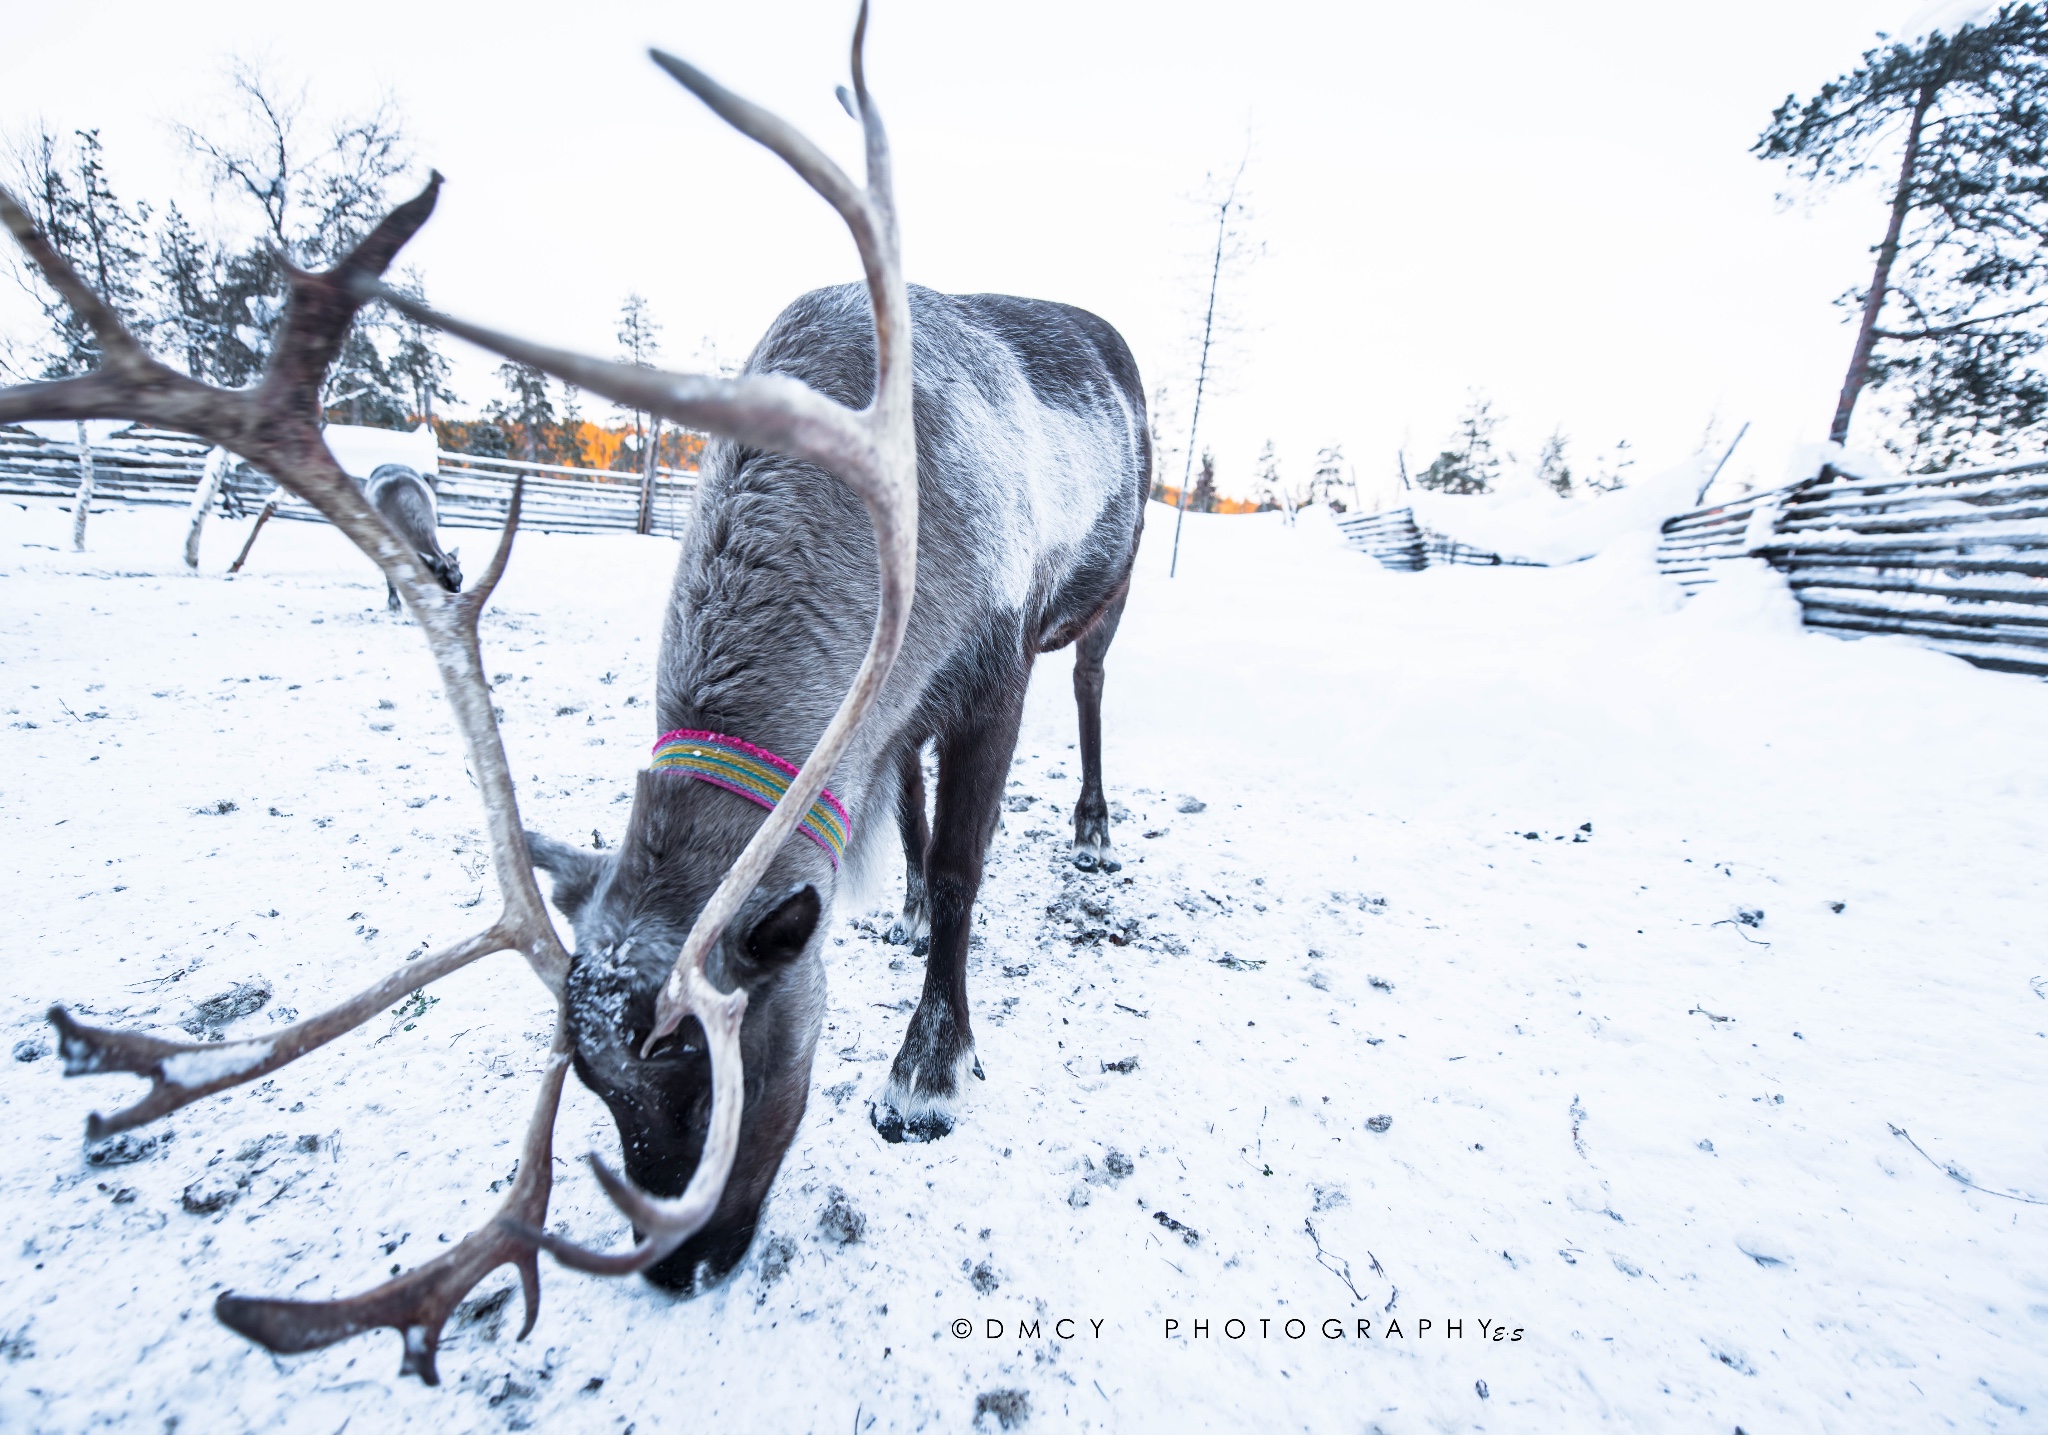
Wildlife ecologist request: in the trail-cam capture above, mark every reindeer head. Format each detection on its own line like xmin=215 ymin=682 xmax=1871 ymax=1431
xmin=430 ymin=545 xmax=462 ymax=594
xmin=528 ymin=774 xmax=833 ymax=1290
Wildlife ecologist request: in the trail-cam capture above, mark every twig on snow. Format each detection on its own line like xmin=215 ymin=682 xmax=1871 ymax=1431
xmin=1889 ymin=1124 xmax=2048 ymax=1205
xmin=1688 ymin=1004 xmax=1735 ymax=1024
xmin=1304 ymin=1218 xmax=1366 ymax=1303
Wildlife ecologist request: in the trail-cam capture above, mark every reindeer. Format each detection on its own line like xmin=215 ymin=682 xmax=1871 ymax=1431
xmin=364 ymin=462 xmax=461 ymax=611
xmin=6 ymin=5 xmax=1142 ymax=1381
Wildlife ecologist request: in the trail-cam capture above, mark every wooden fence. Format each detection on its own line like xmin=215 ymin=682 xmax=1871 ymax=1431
xmin=1 ymin=424 xmax=698 ymax=539
xmin=1656 ymin=457 xmax=2048 ymax=678
xmin=0 ymin=425 xmax=213 ymax=506
xmin=1335 ymin=505 xmax=1544 ymax=571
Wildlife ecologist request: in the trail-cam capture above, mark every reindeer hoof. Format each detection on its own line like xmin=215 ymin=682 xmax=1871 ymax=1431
xmin=869 ymin=1101 xmax=953 ymax=1145
xmin=885 ymin=911 xmax=930 ymax=954
xmin=1072 ymin=843 xmax=1120 ymax=874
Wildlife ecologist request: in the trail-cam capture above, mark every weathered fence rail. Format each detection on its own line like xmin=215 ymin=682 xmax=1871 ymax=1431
xmin=1335 ymin=505 xmax=1543 ymax=571
xmin=0 ymin=426 xmax=213 ymax=506
xmin=1334 ymin=507 xmax=1426 ymax=570
xmin=1657 ymin=457 xmax=2048 ymax=677
xmin=1 ymin=424 xmax=698 ymax=539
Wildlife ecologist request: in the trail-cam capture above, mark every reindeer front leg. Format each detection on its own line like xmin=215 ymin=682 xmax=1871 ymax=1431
xmin=874 ymin=680 xmax=1025 ymax=1142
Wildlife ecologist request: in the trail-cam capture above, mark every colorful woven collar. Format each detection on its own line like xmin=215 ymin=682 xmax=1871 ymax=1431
xmin=649 ymin=729 xmax=851 ymax=868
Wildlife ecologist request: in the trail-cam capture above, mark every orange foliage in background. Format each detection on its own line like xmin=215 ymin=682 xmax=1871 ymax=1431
xmin=1148 ymin=482 xmax=1270 ymax=515
xmin=429 ymin=416 xmax=706 ymax=473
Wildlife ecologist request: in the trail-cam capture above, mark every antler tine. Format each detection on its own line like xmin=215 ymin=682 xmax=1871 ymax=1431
xmin=459 ymin=474 xmax=524 ymax=617
xmin=216 ymin=1016 xmax=572 ymax=1385
xmin=49 ymin=924 xmax=512 ymax=1139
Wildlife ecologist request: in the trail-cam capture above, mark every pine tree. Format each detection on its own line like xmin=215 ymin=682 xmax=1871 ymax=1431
xmin=1252 ymin=439 xmax=1284 ymax=513
xmin=490 ymin=362 xmax=558 ymax=462
xmin=614 ymin=292 xmax=663 ymax=471
xmin=1536 ymin=430 xmax=1573 ymax=496
xmin=387 ymin=272 xmax=457 ymax=423
xmin=11 ymin=128 xmax=152 ymax=376
xmin=1584 ymin=439 xmax=1635 ymax=493
xmin=1311 ymin=444 xmax=1349 ymax=512
xmin=1190 ymin=451 xmax=1218 ymax=513
xmin=1759 ymin=4 xmax=2048 ymax=466
xmin=1418 ymin=394 xmax=1502 ymax=495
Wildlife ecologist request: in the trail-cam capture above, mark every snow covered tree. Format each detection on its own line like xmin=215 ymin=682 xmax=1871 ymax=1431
xmin=1418 ymin=394 xmax=1502 ymax=494
xmin=9 ymin=128 xmax=152 ymax=376
xmin=490 ymin=361 xmax=558 ymax=462
xmin=387 ymin=271 xmax=457 ymax=423
xmin=1189 ymin=451 xmax=1218 ymax=513
xmin=1147 ymin=384 xmax=1180 ymax=502
xmin=1759 ymin=4 xmax=2048 ymax=466
xmin=174 ymin=64 xmax=437 ymax=425
xmin=1251 ymin=439 xmax=1285 ymax=513
xmin=613 ymin=292 xmax=663 ymax=471
xmin=555 ymin=386 xmax=589 ymax=467
xmin=1583 ymin=438 xmax=1635 ymax=493
xmin=1310 ymin=443 xmax=1350 ymax=512
xmin=1536 ymin=429 xmax=1573 ymax=496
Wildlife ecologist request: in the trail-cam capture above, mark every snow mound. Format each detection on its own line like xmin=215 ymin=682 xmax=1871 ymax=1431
xmin=322 ymin=423 xmax=438 ymax=480
xmin=1672 ymin=556 xmax=1807 ymax=637
xmin=1405 ymin=456 xmax=1713 ymax=566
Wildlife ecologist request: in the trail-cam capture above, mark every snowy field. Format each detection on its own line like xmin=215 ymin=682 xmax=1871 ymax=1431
xmin=2 ymin=496 xmax=2045 ymax=1433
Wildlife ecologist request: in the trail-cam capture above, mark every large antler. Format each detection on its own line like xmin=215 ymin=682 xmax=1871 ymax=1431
xmin=2 ymin=173 xmax=574 ymax=1369
xmin=370 ymin=1 xmax=917 ymax=1277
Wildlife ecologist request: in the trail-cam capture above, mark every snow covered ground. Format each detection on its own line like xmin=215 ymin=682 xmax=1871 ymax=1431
xmin=2 ymin=496 xmax=2044 ymax=1433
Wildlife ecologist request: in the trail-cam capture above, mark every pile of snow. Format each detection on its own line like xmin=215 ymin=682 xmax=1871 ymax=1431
xmin=322 ymin=423 xmax=438 ymax=480
xmin=1402 ymin=454 xmax=1714 ymax=566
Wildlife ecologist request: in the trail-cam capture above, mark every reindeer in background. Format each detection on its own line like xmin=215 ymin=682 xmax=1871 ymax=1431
xmin=5 ymin=3 xmax=1145 ymax=1379
xmin=365 ymin=463 xmax=461 ymax=611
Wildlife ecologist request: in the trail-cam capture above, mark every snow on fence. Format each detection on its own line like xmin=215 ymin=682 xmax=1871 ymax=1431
xmin=0 ymin=425 xmax=213 ymax=507
xmin=1657 ymin=457 xmax=2048 ymax=678
xmin=1333 ymin=508 xmax=1426 ymax=570
xmin=0 ymin=424 xmax=698 ymax=538
xmin=218 ymin=449 xmax=698 ymax=538
xmin=1335 ymin=505 xmax=1544 ymax=571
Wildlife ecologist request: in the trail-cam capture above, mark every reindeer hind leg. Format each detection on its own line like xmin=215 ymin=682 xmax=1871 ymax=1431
xmin=886 ymin=738 xmax=932 ymax=954
xmin=1071 ymin=589 xmax=1127 ymax=873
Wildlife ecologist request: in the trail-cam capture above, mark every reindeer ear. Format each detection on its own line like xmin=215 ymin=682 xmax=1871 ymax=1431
xmin=745 ymin=884 xmax=821 ymax=965
xmin=527 ymin=830 xmax=610 ymax=925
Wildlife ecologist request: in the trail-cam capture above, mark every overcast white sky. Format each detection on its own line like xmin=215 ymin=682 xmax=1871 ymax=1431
xmin=3 ymin=0 xmax=1916 ymax=502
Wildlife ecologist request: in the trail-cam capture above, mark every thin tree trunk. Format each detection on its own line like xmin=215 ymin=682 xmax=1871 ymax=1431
xmin=70 ymin=421 xmax=95 ymax=551
xmin=184 ymin=447 xmax=230 ymax=569
xmin=1695 ymin=421 xmax=1751 ymax=505
xmin=1831 ymin=83 xmax=1936 ymax=447
xmin=1169 ymin=205 xmax=1230 ymax=579
xmin=638 ymin=416 xmax=665 ymax=536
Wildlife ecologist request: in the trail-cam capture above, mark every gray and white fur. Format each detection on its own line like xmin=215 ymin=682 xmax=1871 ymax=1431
xmin=528 ymin=282 xmax=1148 ymax=1290
xmin=364 ymin=463 xmax=461 ymax=611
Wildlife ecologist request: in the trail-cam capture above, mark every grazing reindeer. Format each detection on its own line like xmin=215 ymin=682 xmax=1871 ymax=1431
xmin=5 ymin=3 xmax=1135 ymax=1376
xmin=364 ymin=462 xmax=461 ymax=610
xmin=523 ymin=273 xmax=1147 ymax=1273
